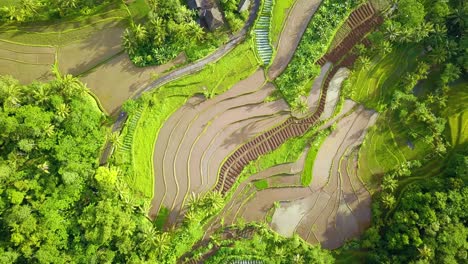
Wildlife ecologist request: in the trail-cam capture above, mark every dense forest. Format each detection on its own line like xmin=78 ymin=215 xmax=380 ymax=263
xmin=0 ymin=72 xmax=222 ymax=262
xmin=359 ymin=151 xmax=467 ymax=263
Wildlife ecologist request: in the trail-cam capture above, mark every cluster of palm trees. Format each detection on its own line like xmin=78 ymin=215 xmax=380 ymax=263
xmin=122 ymin=0 xmax=205 ymax=67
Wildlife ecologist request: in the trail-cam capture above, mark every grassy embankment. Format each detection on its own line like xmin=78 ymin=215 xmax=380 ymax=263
xmin=124 ymin=41 xmax=259 ymax=198
xmin=301 ymin=129 xmax=331 ymax=186
xmin=269 ymin=0 xmax=295 ymax=45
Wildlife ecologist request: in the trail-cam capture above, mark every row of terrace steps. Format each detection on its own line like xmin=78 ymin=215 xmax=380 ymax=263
xmin=317 ymin=3 xmax=381 ymax=66
xmin=254 ymin=0 xmax=274 ymax=65
xmin=347 ymin=2 xmax=375 ymax=29
xmin=119 ymin=107 xmax=143 ymax=153
xmin=215 ymin=65 xmax=338 ymax=194
xmin=216 ymin=4 xmax=384 ymax=195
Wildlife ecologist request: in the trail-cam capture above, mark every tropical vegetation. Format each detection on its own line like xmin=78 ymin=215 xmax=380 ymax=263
xmin=276 ymin=0 xmax=363 ymax=105
xmin=122 ymin=0 xmax=228 ymax=66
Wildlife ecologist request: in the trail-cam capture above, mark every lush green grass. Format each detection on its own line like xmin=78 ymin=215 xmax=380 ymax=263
xmin=344 ymin=45 xmax=421 ymax=112
xmin=154 ymin=206 xmax=170 ymax=230
xmin=224 ymin=124 xmax=322 ymax=202
xmin=276 ymin=0 xmax=360 ymax=104
xmin=301 ymin=129 xmax=331 ymax=186
xmin=333 ymin=250 xmax=367 ymax=264
xmin=270 ymin=0 xmax=295 ymax=45
xmin=445 ymin=82 xmax=468 ymax=147
xmin=127 ymin=0 xmax=151 ymax=21
xmin=253 ymin=179 xmax=269 ymax=190
xmin=127 ymin=41 xmax=259 ymax=198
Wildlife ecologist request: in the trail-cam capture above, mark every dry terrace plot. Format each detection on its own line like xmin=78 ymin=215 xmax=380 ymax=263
xmin=203 ymin=101 xmax=377 ymax=250
xmin=268 ymin=107 xmax=377 ymax=249
xmin=0 ymin=41 xmax=55 ymax=83
xmin=80 ymin=53 xmax=186 ymax=115
xmin=58 ymin=20 xmax=125 ymax=76
xmin=149 ymin=69 xmax=292 ymax=222
xmin=0 ymin=2 xmax=157 ymax=114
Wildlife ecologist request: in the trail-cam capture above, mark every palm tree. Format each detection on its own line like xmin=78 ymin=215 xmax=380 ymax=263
xmin=429 ymin=47 xmax=448 ymax=64
xmin=184 ymin=210 xmax=200 ymax=223
xmin=21 ymin=0 xmax=40 ymax=16
xmin=381 ymin=193 xmax=396 ymax=209
xmin=107 ymin=131 xmax=122 ymax=149
xmin=56 ymin=103 xmax=70 ymax=118
xmin=205 ymin=191 xmax=224 ymax=211
xmin=37 ymin=161 xmax=50 ymax=174
xmin=358 ymin=56 xmax=372 ymax=70
xmin=154 ymin=232 xmax=170 ymax=256
xmin=150 ymin=17 xmax=167 ymax=45
xmin=0 ymin=76 xmax=22 ymax=106
xmin=190 ymin=22 xmax=205 ymax=42
xmin=60 ymin=74 xmax=84 ymax=97
xmin=385 ymin=22 xmax=400 ymax=41
xmin=382 ymin=175 xmax=398 ymax=192
xmin=32 ymin=85 xmax=50 ymax=105
xmin=138 ymin=199 xmax=151 ymax=216
xmin=293 ymin=254 xmax=305 ymax=264
xmin=418 ymin=244 xmax=433 ymax=260
xmin=274 ymin=247 xmax=285 ymax=257
xmin=381 ymin=41 xmax=392 ymax=55
xmin=187 ymin=192 xmax=202 ymax=211
xmin=133 ymin=24 xmax=148 ymax=42
xmin=44 ymin=124 xmax=55 ymax=137
xmin=448 ymin=6 xmax=466 ymax=30
xmin=122 ymin=29 xmax=137 ymax=55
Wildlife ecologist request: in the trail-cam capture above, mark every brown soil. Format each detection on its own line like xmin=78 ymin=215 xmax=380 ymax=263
xmin=290 ymin=108 xmax=377 ymax=249
xmin=58 ymin=21 xmax=124 ymax=76
xmin=0 ymin=41 xmax=55 ymax=83
xmin=80 ymin=52 xmax=186 ymax=115
xmin=268 ymin=0 xmax=322 ymax=79
xmin=150 ymin=70 xmax=294 ymax=222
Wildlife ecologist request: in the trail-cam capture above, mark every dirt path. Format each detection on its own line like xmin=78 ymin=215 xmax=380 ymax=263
xmin=268 ymin=0 xmax=322 ymax=79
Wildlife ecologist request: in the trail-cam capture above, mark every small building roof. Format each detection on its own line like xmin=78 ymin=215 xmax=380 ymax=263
xmin=204 ymin=7 xmax=224 ymax=30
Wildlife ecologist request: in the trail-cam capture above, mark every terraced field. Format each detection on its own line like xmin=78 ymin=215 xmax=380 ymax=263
xmin=203 ymin=98 xmax=377 ymax=249
xmin=146 ymin=4 xmax=384 ymax=253
xmin=150 ymin=69 xmax=291 ymax=221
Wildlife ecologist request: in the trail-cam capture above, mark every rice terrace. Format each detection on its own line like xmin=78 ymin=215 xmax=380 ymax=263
xmin=0 ymin=0 xmax=466 ymax=263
